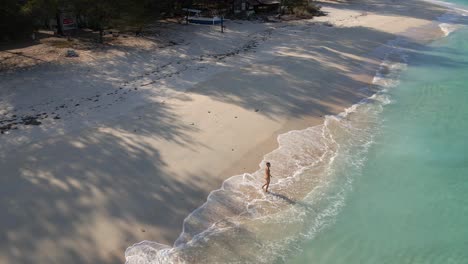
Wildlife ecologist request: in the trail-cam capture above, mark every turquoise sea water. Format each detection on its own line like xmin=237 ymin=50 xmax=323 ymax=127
xmin=288 ymin=6 xmax=468 ymax=264
xmin=126 ymin=3 xmax=468 ymax=264
xmin=443 ymin=0 xmax=468 ymax=6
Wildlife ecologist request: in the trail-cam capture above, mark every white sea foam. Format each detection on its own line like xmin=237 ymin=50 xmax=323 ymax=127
xmin=437 ymin=12 xmax=463 ymax=36
xmin=126 ymin=5 xmax=468 ymax=262
xmin=125 ymin=38 xmax=410 ymax=264
xmin=422 ymin=0 xmax=468 ymax=15
xmin=439 ymin=23 xmax=458 ymax=36
xmin=422 ymin=0 xmax=468 ymax=36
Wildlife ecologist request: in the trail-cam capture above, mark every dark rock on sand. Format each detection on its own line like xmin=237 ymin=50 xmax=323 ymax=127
xmin=22 ymin=116 xmax=42 ymax=126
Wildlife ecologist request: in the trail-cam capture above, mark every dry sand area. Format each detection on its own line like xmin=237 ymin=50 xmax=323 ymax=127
xmin=0 ymin=0 xmax=448 ymax=263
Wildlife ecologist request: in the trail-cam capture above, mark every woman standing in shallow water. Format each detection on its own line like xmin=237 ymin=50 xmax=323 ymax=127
xmin=262 ymin=162 xmax=272 ymax=192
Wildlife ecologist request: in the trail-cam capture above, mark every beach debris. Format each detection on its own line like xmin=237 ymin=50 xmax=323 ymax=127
xmin=22 ymin=116 xmax=41 ymax=126
xmin=141 ymin=229 xmax=145 ymax=232
xmin=141 ymin=81 xmax=155 ymax=87
xmin=190 ymin=122 xmax=195 ymax=125
xmin=255 ymin=109 xmax=259 ymax=112
xmin=234 ymin=116 xmax=238 ymax=118
xmin=0 ymin=124 xmax=13 ymax=134
xmin=66 ymin=49 xmax=79 ymax=57
xmin=208 ymin=111 xmax=211 ymax=113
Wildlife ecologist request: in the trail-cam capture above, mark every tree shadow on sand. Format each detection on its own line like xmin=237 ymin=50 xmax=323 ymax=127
xmin=1 ymin=13 xmax=467 ymax=264
xmin=188 ymin=25 xmax=468 ymax=122
xmin=0 ymin=90 xmax=214 ymax=264
xmin=316 ymin=0 xmax=457 ymax=23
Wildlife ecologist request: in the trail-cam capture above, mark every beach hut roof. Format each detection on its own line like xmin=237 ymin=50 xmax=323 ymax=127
xmin=257 ymin=0 xmax=280 ymax=4
xmin=256 ymin=0 xmax=280 ymax=5
xmin=245 ymin=0 xmax=280 ymax=5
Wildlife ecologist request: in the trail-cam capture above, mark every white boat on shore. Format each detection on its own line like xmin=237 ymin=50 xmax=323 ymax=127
xmin=183 ymin=8 xmax=223 ymax=25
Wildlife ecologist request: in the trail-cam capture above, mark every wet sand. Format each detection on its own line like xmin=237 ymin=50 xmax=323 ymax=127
xmin=0 ymin=0 xmax=449 ymax=263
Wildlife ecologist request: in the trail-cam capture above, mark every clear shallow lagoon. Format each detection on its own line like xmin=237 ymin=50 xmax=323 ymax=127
xmin=442 ymin=0 xmax=468 ymax=5
xmin=126 ymin=3 xmax=468 ymax=263
xmin=288 ymin=7 xmax=468 ymax=264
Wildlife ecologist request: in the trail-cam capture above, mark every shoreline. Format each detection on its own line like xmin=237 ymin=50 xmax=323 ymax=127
xmin=126 ymin=0 xmax=455 ymax=258
xmin=0 ymin=1 xmax=455 ymax=263
xmin=127 ymin=0 xmax=459 ymax=257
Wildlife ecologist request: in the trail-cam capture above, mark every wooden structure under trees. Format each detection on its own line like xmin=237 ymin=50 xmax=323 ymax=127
xmin=232 ymin=0 xmax=281 ymax=15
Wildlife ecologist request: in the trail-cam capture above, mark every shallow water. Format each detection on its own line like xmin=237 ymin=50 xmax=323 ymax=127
xmin=125 ymin=4 xmax=468 ymax=264
xmin=288 ymin=8 xmax=468 ymax=264
xmin=125 ymin=35 xmax=409 ymax=264
xmin=442 ymin=0 xmax=468 ymax=5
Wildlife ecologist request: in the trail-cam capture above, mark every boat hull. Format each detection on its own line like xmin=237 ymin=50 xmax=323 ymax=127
xmin=188 ymin=17 xmax=222 ymax=25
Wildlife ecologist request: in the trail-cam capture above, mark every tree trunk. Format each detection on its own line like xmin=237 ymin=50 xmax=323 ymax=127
xmin=280 ymin=0 xmax=286 ymax=17
xmin=99 ymin=28 xmax=103 ymax=43
xmin=56 ymin=12 xmax=63 ymax=35
xmin=98 ymin=14 xmax=105 ymax=44
xmin=221 ymin=16 xmax=224 ymax=33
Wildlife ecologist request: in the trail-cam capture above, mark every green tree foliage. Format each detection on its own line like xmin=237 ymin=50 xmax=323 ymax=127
xmin=21 ymin=0 xmax=60 ymax=20
xmin=280 ymin=0 xmax=322 ymax=17
xmin=1 ymin=0 xmax=321 ymax=42
xmin=1 ymin=0 xmax=181 ymax=41
xmin=0 ymin=0 xmax=34 ymax=40
xmin=113 ymin=0 xmax=173 ymax=36
xmin=73 ymin=0 xmax=121 ymax=42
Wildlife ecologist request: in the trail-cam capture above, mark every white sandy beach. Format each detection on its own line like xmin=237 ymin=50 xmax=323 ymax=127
xmin=0 ymin=0 xmax=451 ymax=263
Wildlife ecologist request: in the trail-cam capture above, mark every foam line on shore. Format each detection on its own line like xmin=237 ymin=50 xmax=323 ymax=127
xmin=420 ymin=0 xmax=468 ymax=36
xmin=422 ymin=0 xmax=468 ymax=19
xmin=124 ymin=7 xmax=466 ymax=262
xmin=124 ymin=37 xmax=411 ymax=264
xmin=437 ymin=12 xmax=464 ymax=36
xmin=124 ymin=3 xmax=468 ymax=260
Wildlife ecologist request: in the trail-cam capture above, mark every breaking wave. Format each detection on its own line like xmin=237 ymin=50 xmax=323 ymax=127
xmin=122 ymin=4 xmax=468 ymax=258
xmin=438 ymin=12 xmax=463 ymax=36
xmin=124 ymin=4 xmax=468 ymax=263
xmin=422 ymin=0 xmax=468 ymax=36
xmin=124 ymin=37 xmax=410 ymax=263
